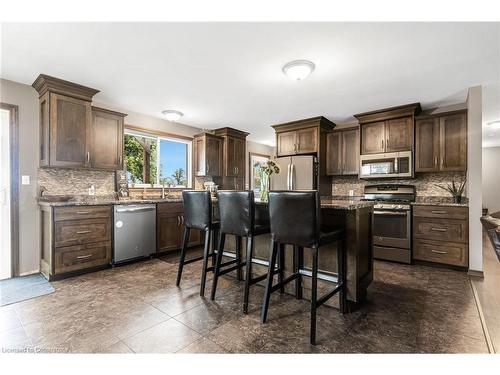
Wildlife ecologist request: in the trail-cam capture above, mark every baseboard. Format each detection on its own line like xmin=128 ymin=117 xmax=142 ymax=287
xmin=467 ymin=269 xmax=484 ymax=278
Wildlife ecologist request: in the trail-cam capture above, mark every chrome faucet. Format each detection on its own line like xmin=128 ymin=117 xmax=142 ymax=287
xmin=161 ymin=183 xmax=166 ymax=199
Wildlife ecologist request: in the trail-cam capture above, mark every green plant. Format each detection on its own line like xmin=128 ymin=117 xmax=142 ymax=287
xmin=435 ymin=177 xmax=467 ymax=198
xmin=172 ymin=168 xmax=187 ymax=186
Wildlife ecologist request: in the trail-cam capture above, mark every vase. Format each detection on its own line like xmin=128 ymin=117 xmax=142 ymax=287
xmin=453 ymin=195 xmax=462 ymax=204
xmin=260 ymin=173 xmax=270 ymax=202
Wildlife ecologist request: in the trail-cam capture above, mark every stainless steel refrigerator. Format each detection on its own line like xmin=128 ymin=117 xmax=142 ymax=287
xmin=270 ymin=155 xmax=317 ymax=190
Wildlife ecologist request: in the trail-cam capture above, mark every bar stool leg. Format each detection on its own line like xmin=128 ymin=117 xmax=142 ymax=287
xmin=176 ymin=227 xmax=191 ymax=287
xmin=310 ymin=246 xmax=319 ymax=345
xmin=243 ymin=236 xmax=254 ymax=314
xmin=235 ymin=236 xmax=243 ymax=281
xmin=278 ymin=243 xmax=285 ymax=294
xmin=261 ymin=240 xmax=278 ymax=323
xmin=293 ymin=246 xmax=302 ymax=300
xmin=338 ymin=237 xmax=348 ymax=314
xmin=210 ymin=233 xmax=226 ymax=301
xmin=211 ymin=228 xmax=218 ymax=267
xmin=199 ymin=229 xmax=211 ymax=297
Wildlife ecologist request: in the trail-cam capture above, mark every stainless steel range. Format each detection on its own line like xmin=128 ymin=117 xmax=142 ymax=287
xmin=363 ymin=184 xmax=416 ymax=264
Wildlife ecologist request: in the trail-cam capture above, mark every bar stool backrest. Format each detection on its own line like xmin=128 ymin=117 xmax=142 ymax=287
xmin=182 ymin=190 xmax=212 ymax=231
xmin=268 ymin=190 xmax=320 ymax=247
xmin=217 ymin=190 xmax=255 ymax=236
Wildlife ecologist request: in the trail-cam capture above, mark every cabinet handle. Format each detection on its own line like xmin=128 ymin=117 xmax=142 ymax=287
xmin=381 ymin=139 xmax=384 ymax=149
xmin=177 ymin=215 xmax=180 ymax=226
xmin=434 ymin=157 xmax=438 ymax=167
xmin=77 ymin=254 xmax=93 ymax=260
xmin=431 ymin=210 xmax=447 ymax=214
xmin=386 ymin=139 xmax=389 ymax=148
xmin=431 ymin=250 xmax=447 ymax=255
xmin=87 ymin=152 xmax=90 ymax=164
xmin=431 ymin=227 xmax=447 ymax=232
xmin=440 ymin=157 xmax=444 ymax=167
xmin=118 ymin=155 xmax=122 ymax=165
xmin=206 ymin=163 xmax=210 ymax=173
xmin=76 ymin=230 xmax=91 ymax=234
xmin=294 ymin=143 xmax=297 ymax=152
xmin=181 ymin=215 xmax=184 ymax=225
xmin=76 ymin=211 xmax=90 ymax=215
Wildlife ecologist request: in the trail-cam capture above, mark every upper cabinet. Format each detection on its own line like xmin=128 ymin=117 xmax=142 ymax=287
xmin=214 ymin=127 xmax=248 ymax=179
xmin=193 ymin=132 xmax=223 ymax=177
xmin=415 ymin=111 xmax=467 ymax=172
xmin=326 ymin=128 xmax=359 ymax=176
xmin=355 ymin=103 xmax=421 ymax=155
xmin=272 ymin=117 xmax=335 ymax=157
xmin=33 ymin=74 xmax=126 ymax=170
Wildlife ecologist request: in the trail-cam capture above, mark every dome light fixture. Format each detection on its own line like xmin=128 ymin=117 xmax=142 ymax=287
xmin=162 ymin=110 xmax=184 ymax=122
xmin=282 ymin=60 xmax=315 ymax=81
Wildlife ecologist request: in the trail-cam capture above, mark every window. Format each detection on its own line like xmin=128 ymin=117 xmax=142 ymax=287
xmin=124 ymin=130 xmax=191 ymax=188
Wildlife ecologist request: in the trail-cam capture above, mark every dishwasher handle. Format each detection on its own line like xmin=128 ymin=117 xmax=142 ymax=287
xmin=115 ymin=206 xmax=156 ymax=213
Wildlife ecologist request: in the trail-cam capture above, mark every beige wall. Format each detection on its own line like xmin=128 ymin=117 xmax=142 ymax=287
xmin=0 ymin=79 xmax=39 ymax=275
xmin=245 ymin=141 xmax=275 ymax=189
xmin=482 ymin=146 xmax=500 ymax=213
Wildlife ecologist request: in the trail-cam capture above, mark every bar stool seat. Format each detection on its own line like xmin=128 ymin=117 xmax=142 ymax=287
xmin=261 ymin=190 xmax=348 ymax=346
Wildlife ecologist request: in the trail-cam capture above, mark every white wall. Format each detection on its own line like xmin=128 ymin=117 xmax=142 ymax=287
xmin=467 ymin=86 xmax=483 ymax=273
xmin=0 ymin=79 xmax=39 ymax=275
xmin=245 ymin=140 xmax=275 ymax=189
xmin=482 ymin=146 xmax=500 ymax=214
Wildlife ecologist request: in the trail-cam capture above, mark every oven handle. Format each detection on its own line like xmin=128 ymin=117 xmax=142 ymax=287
xmin=373 ymin=210 xmax=408 ymax=216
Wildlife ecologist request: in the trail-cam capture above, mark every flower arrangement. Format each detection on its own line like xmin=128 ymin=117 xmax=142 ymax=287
xmin=259 ymin=160 xmax=280 ymax=202
xmin=435 ymin=177 xmax=467 ymax=203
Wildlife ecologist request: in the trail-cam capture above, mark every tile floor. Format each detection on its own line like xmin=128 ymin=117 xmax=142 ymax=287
xmin=0 ymin=249 xmax=489 ymax=354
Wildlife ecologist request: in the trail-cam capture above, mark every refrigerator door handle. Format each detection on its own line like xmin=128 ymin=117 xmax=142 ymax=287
xmin=287 ymin=164 xmax=291 ymax=190
xmin=290 ymin=163 xmax=294 ymax=190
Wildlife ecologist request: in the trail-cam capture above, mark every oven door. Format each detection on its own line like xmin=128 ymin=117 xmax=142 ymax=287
xmin=373 ymin=209 xmax=411 ymax=249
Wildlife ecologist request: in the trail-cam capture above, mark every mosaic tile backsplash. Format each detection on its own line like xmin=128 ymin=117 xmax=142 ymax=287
xmin=38 ymin=168 xmax=116 ymax=196
xmin=331 ymin=172 xmax=467 ymax=197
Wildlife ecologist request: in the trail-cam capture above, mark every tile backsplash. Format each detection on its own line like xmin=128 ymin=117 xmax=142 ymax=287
xmin=38 ymin=168 xmax=116 ymax=196
xmin=331 ymin=172 xmax=467 ymax=197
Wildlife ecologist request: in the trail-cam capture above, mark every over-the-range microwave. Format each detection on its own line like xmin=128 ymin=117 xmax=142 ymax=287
xmin=359 ymin=151 xmax=413 ymax=179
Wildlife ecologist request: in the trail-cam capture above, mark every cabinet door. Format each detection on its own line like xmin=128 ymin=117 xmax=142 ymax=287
xmin=415 ymin=118 xmax=440 ymax=172
xmin=157 ymin=213 xmax=182 ymax=252
xmin=193 ymin=137 xmax=206 ymax=176
xmin=49 ymin=93 xmax=91 ymax=167
xmin=296 ymin=127 xmax=317 ymax=154
xmin=206 ymin=136 xmax=222 ymax=176
xmin=277 ymin=131 xmax=296 ymax=156
xmin=342 ymin=129 xmax=359 ymax=175
xmin=39 ymin=92 xmax=50 ymax=166
xmin=385 ymin=117 xmax=413 ymax=152
xmin=234 ymin=137 xmax=246 ymax=177
xmin=326 ymin=132 xmax=342 ymax=175
xmin=225 ymin=136 xmax=237 ymax=176
xmin=361 ymin=121 xmax=385 ymax=154
xmin=440 ymin=113 xmax=467 ymax=172
xmin=91 ymin=109 xmax=124 ymax=170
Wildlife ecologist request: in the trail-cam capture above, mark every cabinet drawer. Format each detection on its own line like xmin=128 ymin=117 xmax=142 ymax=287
xmin=55 ymin=241 xmax=111 ymax=274
xmin=55 ymin=218 xmax=111 ymax=247
xmin=54 ymin=206 xmax=111 ymax=221
xmin=413 ymin=239 xmax=468 ymax=267
xmin=413 ymin=205 xmax=468 ymax=220
xmin=413 ymin=218 xmax=468 ymax=243
xmin=157 ymin=202 xmax=183 ymax=214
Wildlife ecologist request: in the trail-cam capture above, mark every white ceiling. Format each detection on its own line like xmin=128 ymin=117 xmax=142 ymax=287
xmin=1 ymin=22 xmax=499 ymax=145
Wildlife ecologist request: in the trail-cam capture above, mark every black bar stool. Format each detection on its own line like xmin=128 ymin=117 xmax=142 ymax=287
xmin=261 ymin=190 xmax=347 ymax=345
xmin=211 ymin=190 xmax=276 ymax=314
xmin=176 ymin=190 xmax=219 ymax=297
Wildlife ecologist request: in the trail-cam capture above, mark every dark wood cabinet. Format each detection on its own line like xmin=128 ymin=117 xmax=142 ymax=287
xmin=157 ymin=202 xmax=201 ymax=253
xmin=326 ymin=128 xmax=359 ymax=176
xmin=91 ymin=107 xmax=125 ymax=170
xmin=214 ymin=127 xmax=248 ymax=188
xmin=415 ymin=111 xmax=467 ymax=172
xmin=40 ymin=205 xmax=112 ymax=280
xmin=33 ymin=74 xmax=126 ymax=171
xmin=413 ymin=205 xmax=468 ymax=267
xmin=193 ymin=133 xmax=223 ymax=177
xmin=276 ymin=131 xmax=296 ymax=156
xmin=275 ymin=126 xmax=319 ymax=156
xmin=355 ymin=103 xmax=421 ymax=155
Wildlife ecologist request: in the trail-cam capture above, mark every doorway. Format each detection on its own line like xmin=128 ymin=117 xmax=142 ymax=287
xmin=0 ymin=103 xmax=19 ymax=280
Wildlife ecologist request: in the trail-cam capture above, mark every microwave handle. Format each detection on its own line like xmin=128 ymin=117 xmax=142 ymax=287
xmin=394 ymin=156 xmax=398 ymax=173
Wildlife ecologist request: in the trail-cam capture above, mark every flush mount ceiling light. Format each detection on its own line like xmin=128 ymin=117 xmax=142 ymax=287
xmin=162 ymin=110 xmax=183 ymax=122
xmin=282 ymin=60 xmax=315 ymax=81
xmin=487 ymin=120 xmax=500 ymax=130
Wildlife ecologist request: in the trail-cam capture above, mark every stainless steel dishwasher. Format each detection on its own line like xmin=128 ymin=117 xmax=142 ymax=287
xmin=113 ymin=204 xmax=156 ymax=264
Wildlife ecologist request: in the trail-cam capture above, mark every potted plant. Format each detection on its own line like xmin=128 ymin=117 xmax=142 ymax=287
xmin=259 ymin=160 xmax=280 ymax=202
xmin=435 ymin=177 xmax=467 ymax=203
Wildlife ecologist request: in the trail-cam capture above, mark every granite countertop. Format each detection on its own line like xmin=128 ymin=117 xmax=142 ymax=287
xmin=319 ymin=198 xmax=375 ymax=210
xmin=412 ymin=196 xmax=469 ymax=207
xmin=38 ymin=196 xmax=182 ymax=207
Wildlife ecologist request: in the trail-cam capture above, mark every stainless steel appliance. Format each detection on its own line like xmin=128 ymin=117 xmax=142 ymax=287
xmin=363 ymin=184 xmax=416 ymax=264
xmin=271 ymin=155 xmax=316 ymax=190
xmin=359 ymin=151 xmax=413 ymax=179
xmin=113 ymin=204 xmax=156 ymax=264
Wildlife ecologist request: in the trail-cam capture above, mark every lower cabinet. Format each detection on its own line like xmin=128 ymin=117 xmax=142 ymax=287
xmin=40 ymin=205 xmax=112 ymax=280
xmin=412 ymin=205 xmax=469 ymax=267
xmin=156 ymin=202 xmax=202 ymax=253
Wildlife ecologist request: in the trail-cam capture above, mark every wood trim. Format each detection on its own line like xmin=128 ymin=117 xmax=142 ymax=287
xmin=32 ymin=74 xmax=99 ymax=101
xmin=214 ymin=127 xmax=249 ymax=138
xmin=1 ymin=102 xmax=20 ymax=277
xmin=416 ymin=108 xmax=467 ymax=120
xmin=272 ymin=116 xmax=336 ymax=133
xmin=125 ymin=124 xmax=193 ymax=141
xmin=354 ymin=103 xmax=422 ymax=124
xmin=91 ymin=106 xmax=127 ymax=118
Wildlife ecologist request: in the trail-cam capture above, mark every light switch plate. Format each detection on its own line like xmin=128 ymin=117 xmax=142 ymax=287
xmin=21 ymin=175 xmax=30 ymax=185
xmin=348 ymin=189 xmax=354 ymax=197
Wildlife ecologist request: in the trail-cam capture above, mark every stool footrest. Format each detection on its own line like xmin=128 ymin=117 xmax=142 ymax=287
xmin=181 ymin=254 xmax=206 ymax=265
xmin=218 ymin=261 xmax=247 ymax=276
xmin=248 ymin=273 xmax=267 ymax=286
xmin=316 ymin=282 xmax=344 ymax=308
xmin=270 ymin=273 xmax=300 ymax=293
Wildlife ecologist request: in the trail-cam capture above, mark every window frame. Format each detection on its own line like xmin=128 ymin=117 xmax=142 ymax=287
xmin=124 ymin=128 xmax=192 ymax=188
